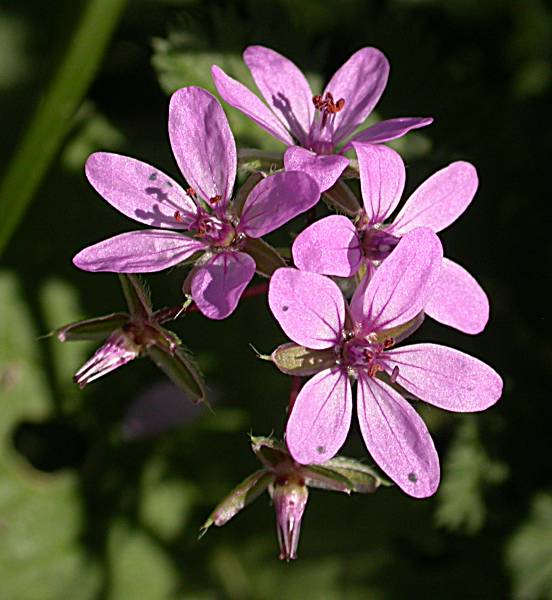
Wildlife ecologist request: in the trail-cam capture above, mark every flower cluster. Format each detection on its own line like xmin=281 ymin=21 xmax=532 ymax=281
xmin=57 ymin=45 xmax=503 ymax=559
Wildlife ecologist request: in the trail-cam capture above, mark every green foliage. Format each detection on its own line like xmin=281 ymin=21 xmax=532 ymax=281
xmin=436 ymin=417 xmax=508 ymax=534
xmin=507 ymin=493 xmax=552 ymax=600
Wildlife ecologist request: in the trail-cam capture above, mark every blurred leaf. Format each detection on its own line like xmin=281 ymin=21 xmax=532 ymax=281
xmin=507 ymin=492 xmax=552 ymax=600
xmin=107 ymin=521 xmax=179 ymax=600
xmin=152 ymin=32 xmax=281 ymax=150
xmin=0 ymin=271 xmax=101 ymax=599
xmin=436 ymin=417 xmax=508 ymax=534
xmin=0 ymin=0 xmax=128 ymax=256
xmin=61 ymin=102 xmax=125 ymax=171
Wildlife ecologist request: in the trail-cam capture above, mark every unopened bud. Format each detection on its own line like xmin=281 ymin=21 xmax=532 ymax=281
xmin=271 ymin=476 xmax=309 ymax=561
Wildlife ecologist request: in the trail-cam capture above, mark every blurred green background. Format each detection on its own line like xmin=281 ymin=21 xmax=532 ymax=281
xmin=0 ymin=0 xmax=550 ymax=598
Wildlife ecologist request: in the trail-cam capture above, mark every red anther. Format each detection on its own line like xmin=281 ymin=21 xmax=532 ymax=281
xmin=335 ymin=98 xmax=345 ymax=112
xmin=368 ymin=363 xmax=383 ymax=377
xmin=383 ymin=337 xmax=395 ymax=349
xmin=325 ymin=92 xmax=334 ymax=102
xmin=174 ymin=211 xmax=184 ymax=222
xmin=210 ymin=194 xmax=222 ymax=204
xmin=312 ymin=94 xmax=324 ymax=110
xmin=185 ymin=187 xmax=197 ymax=198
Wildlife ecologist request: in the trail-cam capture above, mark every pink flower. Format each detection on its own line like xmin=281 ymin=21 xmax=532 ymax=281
xmin=292 ymin=143 xmax=489 ymax=334
xmin=212 ymin=46 xmax=432 ymax=192
xmin=268 ymin=228 xmax=502 ymax=498
xmin=73 ymin=87 xmax=320 ymax=319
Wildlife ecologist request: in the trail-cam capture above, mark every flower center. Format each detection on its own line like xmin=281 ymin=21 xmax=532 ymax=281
xmin=307 ymin=91 xmax=345 ymax=154
xmin=358 ymin=224 xmax=400 ymax=261
xmin=339 ymin=335 xmax=394 ymax=377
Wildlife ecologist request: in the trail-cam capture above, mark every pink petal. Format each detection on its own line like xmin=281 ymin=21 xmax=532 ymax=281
xmin=351 ymin=228 xmax=443 ymax=331
xmin=323 ymin=47 xmax=389 ymax=144
xmin=244 ymin=45 xmax=313 ymax=145
xmin=268 ymin=268 xmax=345 ymax=349
xmin=190 ymin=251 xmax=256 ymax=320
xmin=391 ymin=161 xmax=478 ymax=235
xmin=352 ymin=142 xmax=405 ymax=224
xmin=292 ymin=215 xmax=362 ymax=277
xmin=283 ymin=146 xmax=349 ymax=193
xmin=385 ymin=343 xmax=503 ymax=412
xmin=345 ymin=117 xmax=433 ymax=147
xmin=211 ymin=65 xmax=293 ymax=145
xmin=169 ymin=87 xmax=236 ymax=208
xmin=357 ymin=374 xmax=440 ymax=498
xmin=286 ymin=368 xmax=352 ymax=464
xmin=238 ymin=171 xmax=320 ymax=238
xmin=73 ymin=230 xmax=207 ymax=273
xmin=424 ymin=258 xmax=489 ymax=334
xmin=85 ymin=153 xmax=197 ymax=229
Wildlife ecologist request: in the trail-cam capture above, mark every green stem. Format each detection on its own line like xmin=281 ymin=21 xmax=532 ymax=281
xmin=0 ymin=0 xmax=128 ymax=257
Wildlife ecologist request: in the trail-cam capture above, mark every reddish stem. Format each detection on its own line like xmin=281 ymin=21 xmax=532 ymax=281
xmin=288 ymin=376 xmax=302 ymax=412
xmin=155 ymin=282 xmax=270 ymax=323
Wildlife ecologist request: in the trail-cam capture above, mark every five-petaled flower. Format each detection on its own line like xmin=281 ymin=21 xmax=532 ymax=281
xmin=212 ymin=46 xmax=432 ymax=192
xmin=292 ymin=143 xmax=489 ymax=334
xmin=268 ymin=228 xmax=502 ymax=497
xmin=73 ymin=87 xmax=320 ymax=319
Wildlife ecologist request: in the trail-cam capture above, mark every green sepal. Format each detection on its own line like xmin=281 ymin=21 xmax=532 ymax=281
xmin=237 ymin=148 xmax=284 ymax=172
xmin=298 ymin=464 xmax=357 ymax=493
xmin=199 ymin=469 xmax=274 ymax=536
xmin=55 ymin=312 xmax=129 ymax=342
xmin=323 ymin=180 xmax=361 ymax=216
xmin=371 ymin=312 xmax=425 ymax=345
xmin=250 ymin=436 xmax=291 ymax=470
xmin=318 ymin=456 xmax=391 ymax=492
xmin=244 ymin=237 xmax=286 ymax=277
xmin=147 ymin=344 xmax=206 ymax=405
xmin=119 ymin=274 xmax=152 ymax=318
xmin=271 ymin=342 xmax=336 ymax=376
xmin=234 ymin=172 xmax=264 ymax=216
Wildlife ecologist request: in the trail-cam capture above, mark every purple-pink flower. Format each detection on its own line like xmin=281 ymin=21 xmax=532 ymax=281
xmin=73 ymin=87 xmax=320 ymax=319
xmin=212 ymin=46 xmax=432 ymax=192
xmin=292 ymin=143 xmax=489 ymax=334
xmin=268 ymin=228 xmax=502 ymax=498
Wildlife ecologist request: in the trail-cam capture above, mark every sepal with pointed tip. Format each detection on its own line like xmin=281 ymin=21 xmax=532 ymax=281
xmin=201 ymin=435 xmax=389 ymax=561
xmin=270 ymin=343 xmax=337 ymax=376
xmin=56 ymin=312 xmax=130 ymax=342
xmin=243 ymin=237 xmax=286 ymax=277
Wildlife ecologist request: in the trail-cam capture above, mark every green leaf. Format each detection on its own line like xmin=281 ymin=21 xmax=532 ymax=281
xmin=270 ymin=342 xmax=336 ymax=376
xmin=507 ymin=493 xmax=552 ymax=600
xmin=0 ymin=0 xmax=128 ymax=257
xmin=200 ymin=469 xmax=274 ymax=535
xmin=146 ymin=345 xmax=207 ymax=405
xmin=436 ymin=417 xmax=508 ymax=534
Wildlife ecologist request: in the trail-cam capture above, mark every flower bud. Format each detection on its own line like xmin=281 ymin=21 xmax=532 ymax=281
xmin=73 ymin=327 xmax=142 ymax=388
xmin=270 ymin=476 xmax=309 ymax=561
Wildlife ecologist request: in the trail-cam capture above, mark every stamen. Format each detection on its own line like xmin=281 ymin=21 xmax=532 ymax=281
xmin=368 ymin=363 xmax=383 ymax=377
xmin=174 ymin=211 xmax=184 ymax=223
xmin=383 ymin=337 xmax=395 ymax=349
xmin=210 ymin=194 xmax=222 ymax=204
xmin=185 ymin=187 xmax=197 ymax=198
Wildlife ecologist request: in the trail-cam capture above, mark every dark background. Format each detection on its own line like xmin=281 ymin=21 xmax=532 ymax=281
xmin=0 ymin=0 xmax=550 ymax=598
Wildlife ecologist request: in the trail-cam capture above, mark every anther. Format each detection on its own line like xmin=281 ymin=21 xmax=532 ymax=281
xmin=383 ymin=338 xmax=395 ymax=349
xmin=174 ymin=211 xmax=184 ymax=223
xmin=368 ymin=363 xmax=383 ymax=377
xmin=210 ymin=194 xmax=222 ymax=204
xmin=185 ymin=187 xmax=197 ymax=198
